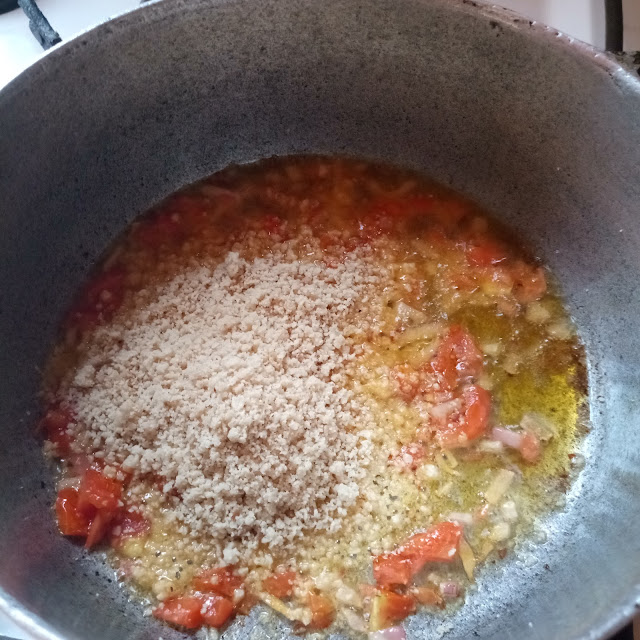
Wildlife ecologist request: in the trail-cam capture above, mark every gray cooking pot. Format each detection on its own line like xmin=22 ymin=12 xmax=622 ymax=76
xmin=1 ymin=0 xmax=639 ymax=638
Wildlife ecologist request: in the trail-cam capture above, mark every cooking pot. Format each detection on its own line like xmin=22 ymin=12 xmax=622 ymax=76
xmin=1 ymin=0 xmax=639 ymax=638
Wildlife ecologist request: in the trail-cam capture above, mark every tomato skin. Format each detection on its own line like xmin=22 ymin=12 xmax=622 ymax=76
xmin=373 ymin=522 xmax=462 ymax=587
xmin=78 ymin=468 xmax=123 ymax=515
xmin=201 ymin=595 xmax=234 ymax=628
xmin=85 ymin=509 xmax=113 ymax=549
xmin=262 ymin=569 xmax=297 ymax=598
xmin=152 ymin=596 xmax=204 ymax=629
xmin=55 ymin=488 xmax=91 ymax=536
xmin=462 ymin=385 xmax=491 ymax=441
xmin=369 ymin=590 xmax=416 ymax=631
xmin=192 ymin=567 xmax=243 ymax=598
xmin=432 ymin=325 xmax=483 ymax=390
xmin=307 ymin=593 xmax=334 ymax=630
xmin=41 ymin=407 xmax=74 ymax=457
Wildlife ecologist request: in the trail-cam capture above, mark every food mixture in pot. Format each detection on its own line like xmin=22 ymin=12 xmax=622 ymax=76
xmin=41 ymin=156 xmax=587 ymax=637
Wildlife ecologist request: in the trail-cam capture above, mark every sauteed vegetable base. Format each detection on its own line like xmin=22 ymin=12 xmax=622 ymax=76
xmin=41 ymin=156 xmax=586 ymax=637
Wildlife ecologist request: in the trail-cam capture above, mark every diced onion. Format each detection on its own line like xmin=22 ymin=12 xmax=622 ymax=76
xmin=430 ymin=398 xmax=462 ymax=421
xmin=58 ymin=476 xmax=81 ymax=490
xmin=369 ymin=626 xmax=407 ymax=640
xmin=336 ymin=585 xmax=361 ymax=607
xmin=394 ymin=303 xmax=429 ymax=330
xmin=441 ymin=450 xmax=459 ymax=469
xmin=485 ymin=469 xmax=516 ymax=504
xmin=502 ymin=352 xmax=521 ymax=375
xmin=478 ymin=440 xmax=504 ymax=454
xmin=491 ymin=427 xmax=523 ymax=450
xmin=501 ymin=500 xmax=518 ymax=522
xmin=459 ymin=536 xmax=476 ymax=580
xmin=258 ymin=592 xmax=304 ymax=622
xmin=447 ymin=512 xmax=473 ymax=526
xmin=439 ymin=581 xmax=460 ymax=598
xmin=343 ymin=609 xmax=367 ymax=633
xmin=520 ymin=413 xmax=557 ymax=442
xmin=547 ymin=320 xmax=572 ymax=340
xmin=490 ymin=522 xmax=511 ymax=542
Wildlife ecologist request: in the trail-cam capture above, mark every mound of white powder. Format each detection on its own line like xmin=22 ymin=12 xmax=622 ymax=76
xmin=60 ymin=246 xmax=382 ymax=559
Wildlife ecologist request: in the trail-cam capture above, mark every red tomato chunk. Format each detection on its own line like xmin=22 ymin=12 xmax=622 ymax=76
xmin=201 ymin=595 xmax=235 ymax=628
xmin=373 ymin=521 xmax=462 ymax=587
xmin=307 ymin=593 xmax=335 ymax=630
xmin=370 ymin=590 xmax=416 ymax=631
xmin=78 ymin=468 xmax=123 ymax=514
xmin=153 ymin=596 xmax=204 ymax=629
xmin=55 ymin=488 xmax=91 ymax=537
xmin=263 ymin=569 xmax=297 ymax=598
xmin=431 ymin=325 xmax=483 ymax=390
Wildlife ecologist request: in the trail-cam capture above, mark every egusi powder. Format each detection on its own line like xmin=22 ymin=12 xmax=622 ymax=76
xmin=41 ymin=156 xmax=587 ymax=637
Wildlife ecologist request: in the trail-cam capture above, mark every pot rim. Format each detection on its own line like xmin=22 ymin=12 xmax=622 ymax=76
xmin=0 ymin=1 xmax=638 ymax=639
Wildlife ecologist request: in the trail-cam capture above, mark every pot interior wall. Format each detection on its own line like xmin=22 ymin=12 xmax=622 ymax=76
xmin=0 ymin=0 xmax=639 ymax=638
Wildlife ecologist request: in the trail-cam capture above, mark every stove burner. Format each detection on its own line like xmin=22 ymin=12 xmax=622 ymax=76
xmin=17 ymin=0 xmax=60 ymax=49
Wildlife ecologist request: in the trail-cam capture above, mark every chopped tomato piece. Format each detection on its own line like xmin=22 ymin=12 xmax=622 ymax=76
xmin=307 ymin=593 xmax=334 ymax=630
xmin=466 ymin=238 xmax=509 ymax=267
xmin=404 ymin=521 xmax=463 ymax=563
xmin=262 ymin=569 xmax=297 ymax=598
xmin=520 ymin=431 xmax=541 ymax=463
xmin=78 ymin=468 xmax=123 ymax=515
xmin=85 ymin=509 xmax=113 ymax=549
xmin=201 ymin=595 xmax=234 ymax=628
xmin=462 ymin=385 xmax=491 ymax=441
xmin=55 ymin=488 xmax=91 ymax=537
xmin=372 ymin=552 xmax=415 ymax=587
xmin=431 ymin=325 xmax=483 ymax=390
xmin=411 ymin=586 xmax=444 ymax=608
xmin=436 ymin=385 xmax=491 ymax=448
xmin=40 ymin=407 xmax=74 ymax=457
xmin=373 ymin=521 xmax=462 ymax=587
xmin=109 ymin=510 xmax=151 ymax=547
xmin=152 ymin=596 xmax=204 ymax=629
xmin=192 ymin=566 xmax=243 ymax=597
xmin=511 ymin=262 xmax=547 ymax=303
xmin=369 ymin=590 xmax=416 ymax=631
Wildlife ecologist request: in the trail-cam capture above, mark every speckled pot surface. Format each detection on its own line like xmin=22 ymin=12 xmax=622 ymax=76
xmin=0 ymin=0 xmax=639 ymax=639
